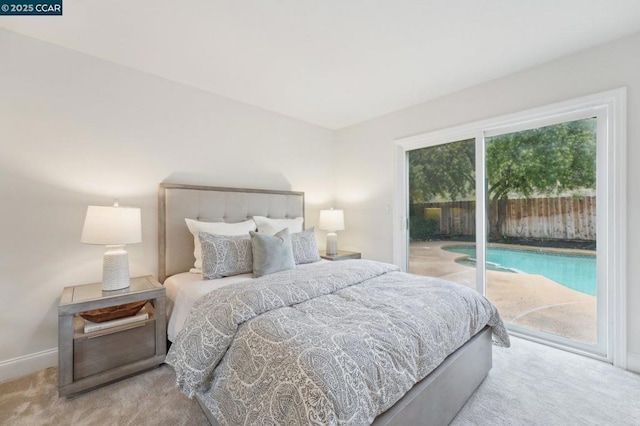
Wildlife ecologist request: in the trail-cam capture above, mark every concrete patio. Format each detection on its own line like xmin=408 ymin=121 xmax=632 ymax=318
xmin=410 ymin=241 xmax=597 ymax=344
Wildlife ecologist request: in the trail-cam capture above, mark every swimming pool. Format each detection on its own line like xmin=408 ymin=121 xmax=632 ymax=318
xmin=443 ymin=245 xmax=597 ymax=296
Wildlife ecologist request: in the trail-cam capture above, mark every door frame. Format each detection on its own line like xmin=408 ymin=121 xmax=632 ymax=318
xmin=393 ymin=88 xmax=627 ymax=368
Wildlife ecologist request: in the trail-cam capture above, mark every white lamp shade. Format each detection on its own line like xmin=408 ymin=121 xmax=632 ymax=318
xmin=319 ymin=209 xmax=345 ymax=232
xmin=81 ymin=205 xmax=142 ymax=245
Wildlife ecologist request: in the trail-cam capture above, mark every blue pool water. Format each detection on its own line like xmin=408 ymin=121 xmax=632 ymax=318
xmin=443 ymin=245 xmax=596 ymax=296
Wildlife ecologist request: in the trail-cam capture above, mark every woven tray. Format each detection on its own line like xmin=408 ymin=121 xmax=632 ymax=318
xmin=79 ymin=300 xmax=148 ymax=323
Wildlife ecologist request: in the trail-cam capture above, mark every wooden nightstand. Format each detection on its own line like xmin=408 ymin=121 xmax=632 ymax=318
xmin=58 ymin=276 xmax=166 ymax=397
xmin=320 ymin=250 xmax=362 ymax=261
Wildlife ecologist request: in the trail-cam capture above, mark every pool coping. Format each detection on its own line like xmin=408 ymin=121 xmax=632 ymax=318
xmin=441 ymin=242 xmax=596 ymax=257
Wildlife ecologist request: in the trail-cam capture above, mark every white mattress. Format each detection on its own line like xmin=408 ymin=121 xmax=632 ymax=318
xmin=165 ymin=261 xmax=328 ymax=342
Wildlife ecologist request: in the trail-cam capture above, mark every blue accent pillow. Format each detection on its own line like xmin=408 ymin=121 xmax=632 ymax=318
xmin=249 ymin=228 xmax=296 ymax=277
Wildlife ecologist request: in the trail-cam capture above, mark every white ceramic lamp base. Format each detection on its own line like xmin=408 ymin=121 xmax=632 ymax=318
xmin=102 ymin=245 xmax=131 ymax=291
xmin=326 ymin=232 xmax=338 ymax=256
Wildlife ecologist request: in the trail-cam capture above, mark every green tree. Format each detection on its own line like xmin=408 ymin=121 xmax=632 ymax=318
xmin=409 ymin=118 xmax=597 ymax=239
xmin=409 ymin=138 xmax=475 ymax=204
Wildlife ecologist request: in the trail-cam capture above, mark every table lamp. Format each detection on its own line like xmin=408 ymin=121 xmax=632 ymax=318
xmin=319 ymin=208 xmax=344 ymax=256
xmin=81 ymin=201 xmax=142 ymax=291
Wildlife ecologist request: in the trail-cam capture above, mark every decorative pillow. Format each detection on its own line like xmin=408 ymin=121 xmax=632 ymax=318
xmin=249 ymin=228 xmax=296 ymax=277
xmin=291 ymin=227 xmax=321 ymax=265
xmin=185 ymin=218 xmax=256 ymax=273
xmin=199 ymin=232 xmax=253 ymax=279
xmin=252 ymin=216 xmax=304 ymax=236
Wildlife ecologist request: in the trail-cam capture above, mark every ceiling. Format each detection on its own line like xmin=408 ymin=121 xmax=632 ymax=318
xmin=2 ymin=1 xmax=640 ymax=129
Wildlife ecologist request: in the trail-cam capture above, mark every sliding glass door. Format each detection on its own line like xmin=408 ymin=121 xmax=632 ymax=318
xmin=399 ymin=92 xmax=623 ymax=361
xmin=484 ymin=117 xmax=603 ymax=355
xmin=408 ymin=138 xmax=477 ymax=291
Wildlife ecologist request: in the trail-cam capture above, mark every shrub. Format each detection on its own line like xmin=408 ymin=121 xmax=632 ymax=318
xmin=410 ymin=216 xmax=440 ymax=241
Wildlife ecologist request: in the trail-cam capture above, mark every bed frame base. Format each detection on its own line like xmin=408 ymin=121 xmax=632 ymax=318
xmin=373 ymin=327 xmax=491 ymax=425
xmin=195 ymin=327 xmax=492 ymax=426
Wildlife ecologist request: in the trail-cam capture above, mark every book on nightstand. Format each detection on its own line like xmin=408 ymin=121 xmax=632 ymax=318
xmin=83 ymin=306 xmax=149 ymax=333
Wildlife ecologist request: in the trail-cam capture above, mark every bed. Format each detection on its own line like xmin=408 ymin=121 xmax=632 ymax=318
xmin=158 ymin=183 xmax=509 ymax=426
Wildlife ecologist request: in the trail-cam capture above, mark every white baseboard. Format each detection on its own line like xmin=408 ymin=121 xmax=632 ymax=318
xmin=0 ymin=348 xmax=58 ymax=383
xmin=628 ymin=352 xmax=640 ymax=374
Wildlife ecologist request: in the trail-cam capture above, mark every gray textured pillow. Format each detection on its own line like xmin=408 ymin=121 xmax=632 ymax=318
xmin=291 ymin=227 xmax=321 ymax=265
xmin=250 ymin=228 xmax=296 ymax=277
xmin=199 ymin=232 xmax=253 ymax=279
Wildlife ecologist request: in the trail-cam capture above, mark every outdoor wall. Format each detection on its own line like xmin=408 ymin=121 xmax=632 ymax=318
xmin=334 ymin=32 xmax=640 ymax=367
xmin=0 ymin=29 xmax=334 ymax=381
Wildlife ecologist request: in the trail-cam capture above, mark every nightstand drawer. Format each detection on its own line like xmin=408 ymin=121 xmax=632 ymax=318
xmin=73 ymin=320 xmax=156 ymax=380
xmin=59 ymin=276 xmax=166 ymax=397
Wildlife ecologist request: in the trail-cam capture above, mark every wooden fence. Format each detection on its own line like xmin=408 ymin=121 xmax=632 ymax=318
xmin=412 ymin=196 xmax=596 ymax=240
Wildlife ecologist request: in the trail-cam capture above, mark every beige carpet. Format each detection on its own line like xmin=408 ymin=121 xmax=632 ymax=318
xmin=2 ymin=337 xmax=639 ymax=425
xmin=0 ymin=365 xmax=208 ymax=426
xmin=453 ymin=338 xmax=640 ymax=426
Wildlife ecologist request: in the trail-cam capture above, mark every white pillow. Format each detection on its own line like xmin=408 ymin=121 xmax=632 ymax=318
xmin=253 ymin=216 xmax=304 ymax=236
xmin=185 ymin=218 xmax=257 ymax=273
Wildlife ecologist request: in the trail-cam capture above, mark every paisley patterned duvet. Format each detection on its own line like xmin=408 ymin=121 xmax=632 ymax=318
xmin=165 ymin=259 xmax=510 ymax=425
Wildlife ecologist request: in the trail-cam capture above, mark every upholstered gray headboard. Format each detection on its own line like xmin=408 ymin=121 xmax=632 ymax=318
xmin=158 ymin=183 xmax=305 ymax=282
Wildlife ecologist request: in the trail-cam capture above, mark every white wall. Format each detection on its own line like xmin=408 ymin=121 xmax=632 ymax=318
xmin=0 ymin=29 xmax=334 ymax=380
xmin=334 ymin=33 xmax=640 ymax=365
